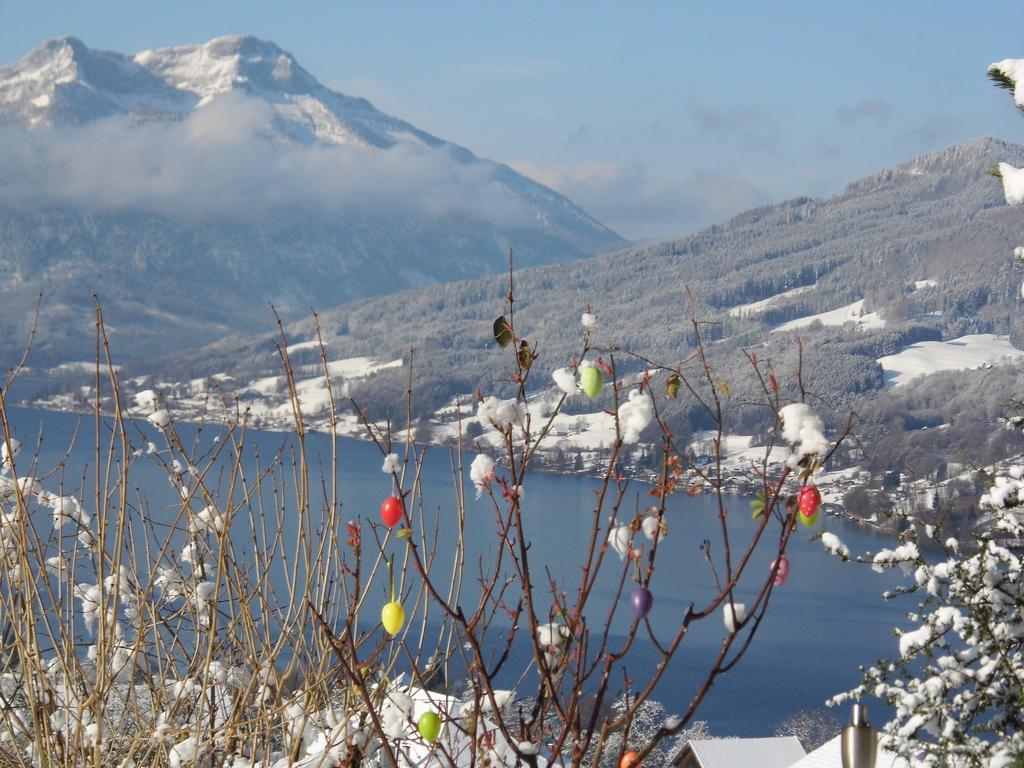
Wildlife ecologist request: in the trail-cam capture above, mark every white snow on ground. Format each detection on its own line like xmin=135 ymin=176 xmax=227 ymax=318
xmin=286 ymin=339 xmax=323 ymax=354
xmin=50 ymin=361 xmax=121 ymax=373
xmin=322 ymin=357 xmax=403 ymax=378
xmin=878 ymin=334 xmax=1024 ymax=389
xmin=30 ymin=356 xmax=407 ymax=442
xmin=688 ymin=431 xmax=788 ymax=468
xmin=727 ymin=284 xmax=816 ymax=318
xmin=771 ymin=299 xmax=884 ymax=333
xmin=913 ymin=279 xmax=938 ymax=292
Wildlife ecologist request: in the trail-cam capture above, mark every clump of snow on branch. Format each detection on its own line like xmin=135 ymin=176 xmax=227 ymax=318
xmin=469 ymin=453 xmax=496 ymax=499
xmin=979 ymin=464 xmax=1024 ymax=509
xmin=778 ymin=403 xmax=829 ymax=467
xmin=607 ymin=524 xmax=631 ymax=560
xmin=618 ymin=388 xmax=654 ymax=444
xmin=722 ymin=602 xmax=746 ymax=633
xmin=381 ymin=452 xmax=399 ymax=473
xmin=997 ymin=162 xmax=1024 ymax=206
xmin=135 ymin=388 xmax=171 ymax=428
xmin=551 ymin=366 xmax=577 ymax=396
xmin=1 ymin=437 xmax=20 ymax=467
xmin=191 ymin=504 xmax=226 ymax=536
xmin=990 ymin=59 xmax=1024 ymax=108
xmin=537 ymin=622 xmax=569 ymax=648
xmin=581 ymin=310 xmax=597 ymax=330
xmin=477 ymin=396 xmax=524 ymax=431
xmin=820 ymin=531 xmax=849 ymax=560
xmin=642 ymin=508 xmax=667 ymax=543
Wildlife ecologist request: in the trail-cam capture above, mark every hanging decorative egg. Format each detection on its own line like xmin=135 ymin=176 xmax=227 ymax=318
xmin=770 ymin=554 xmax=790 ymax=586
xmin=418 ymin=711 xmax=442 ymax=742
xmin=798 ymin=508 xmax=819 ymax=527
xmin=381 ymin=600 xmax=405 ymax=636
xmin=630 ymin=586 xmax=653 ymax=619
xmin=580 ymin=366 xmax=603 ymax=399
xmin=381 ymin=495 xmax=404 ymax=527
xmin=798 ymin=485 xmax=821 ymax=516
xmin=620 ymin=750 xmax=641 ymax=768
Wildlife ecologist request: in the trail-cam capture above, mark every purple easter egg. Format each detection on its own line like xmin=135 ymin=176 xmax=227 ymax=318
xmin=630 ymin=586 xmax=653 ymax=619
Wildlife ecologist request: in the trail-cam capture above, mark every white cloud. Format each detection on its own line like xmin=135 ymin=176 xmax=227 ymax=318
xmin=512 ymin=159 xmax=769 ymax=240
xmin=0 ymin=93 xmax=530 ymax=227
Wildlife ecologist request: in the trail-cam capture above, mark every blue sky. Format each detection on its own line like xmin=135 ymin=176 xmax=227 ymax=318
xmin=2 ymin=1 xmax=1023 ymax=240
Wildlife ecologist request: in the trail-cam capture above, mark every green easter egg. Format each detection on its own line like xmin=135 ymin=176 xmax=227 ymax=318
xmin=580 ymin=366 xmax=603 ymax=399
xmin=418 ymin=711 xmax=442 ymax=742
xmin=798 ymin=509 xmax=819 ymax=527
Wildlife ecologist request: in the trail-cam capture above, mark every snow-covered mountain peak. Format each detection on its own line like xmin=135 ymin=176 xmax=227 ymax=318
xmin=134 ymin=35 xmax=320 ymax=101
xmin=0 ymin=35 xmax=447 ymax=149
xmin=0 ymin=36 xmax=194 ymax=126
xmin=0 ymin=35 xmax=626 ymax=356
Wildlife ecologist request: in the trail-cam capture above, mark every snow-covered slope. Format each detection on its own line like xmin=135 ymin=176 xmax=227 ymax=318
xmin=878 ymin=334 xmax=1024 ymax=388
xmin=771 ymin=299 xmax=885 ymax=334
xmin=0 ymin=35 xmax=626 ymax=364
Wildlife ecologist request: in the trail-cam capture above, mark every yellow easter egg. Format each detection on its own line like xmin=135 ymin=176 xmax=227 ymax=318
xmin=381 ymin=600 xmax=405 ymax=636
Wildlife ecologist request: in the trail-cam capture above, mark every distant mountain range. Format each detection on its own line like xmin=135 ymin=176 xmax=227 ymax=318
xmin=0 ymin=35 xmax=626 ymax=363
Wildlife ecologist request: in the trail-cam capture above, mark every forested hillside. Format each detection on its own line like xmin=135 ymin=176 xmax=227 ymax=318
xmin=151 ymin=137 xmax=1024 ymax=422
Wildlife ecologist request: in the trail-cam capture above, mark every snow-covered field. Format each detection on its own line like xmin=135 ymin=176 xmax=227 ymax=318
xmin=771 ymin=299 xmax=884 ymax=333
xmin=877 ymin=333 xmax=1024 ymax=388
xmin=727 ymin=284 xmax=816 ymax=318
xmin=688 ymin=431 xmax=787 ymax=469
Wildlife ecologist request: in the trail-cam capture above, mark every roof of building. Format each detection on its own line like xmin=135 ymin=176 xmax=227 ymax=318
xmin=786 ymin=734 xmax=911 ymax=768
xmin=677 ymin=736 xmax=805 ymax=768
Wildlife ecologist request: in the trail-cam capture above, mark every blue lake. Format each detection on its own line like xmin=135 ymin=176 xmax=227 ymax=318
xmin=6 ymin=405 xmax=906 ymax=738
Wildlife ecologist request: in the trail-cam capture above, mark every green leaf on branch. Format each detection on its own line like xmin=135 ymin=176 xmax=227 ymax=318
xmin=666 ymin=372 xmax=681 ymax=399
xmin=493 ymin=316 xmax=513 ymax=347
xmin=396 ymin=527 xmax=413 ymax=539
xmin=751 ymin=492 xmax=766 ymax=520
xmin=518 ymin=341 xmax=534 ymax=370
xmin=717 ymin=377 xmax=731 ymax=399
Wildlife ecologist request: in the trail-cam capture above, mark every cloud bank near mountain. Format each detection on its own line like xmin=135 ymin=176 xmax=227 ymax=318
xmin=0 ymin=93 xmax=530 ymax=226
xmin=513 ymin=158 xmax=769 ymax=240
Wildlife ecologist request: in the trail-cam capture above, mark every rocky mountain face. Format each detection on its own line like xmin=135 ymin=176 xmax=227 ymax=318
xmin=0 ymin=35 xmax=626 ymax=363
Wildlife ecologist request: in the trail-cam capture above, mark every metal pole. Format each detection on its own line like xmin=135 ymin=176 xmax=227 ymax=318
xmin=841 ymin=704 xmax=878 ymax=768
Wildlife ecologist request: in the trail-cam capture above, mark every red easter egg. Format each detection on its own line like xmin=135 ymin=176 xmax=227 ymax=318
xmin=798 ymin=485 xmax=821 ymax=518
xmin=620 ymin=750 xmax=642 ymax=768
xmin=381 ymin=495 xmax=404 ymax=527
